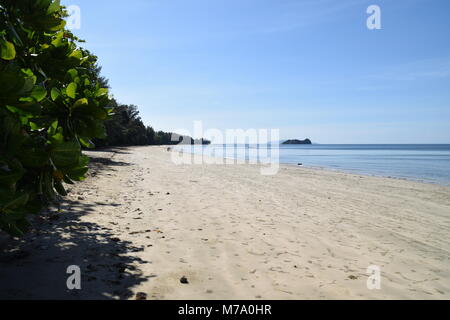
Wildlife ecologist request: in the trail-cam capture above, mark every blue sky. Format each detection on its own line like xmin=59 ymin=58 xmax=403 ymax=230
xmin=63 ymin=0 xmax=450 ymax=143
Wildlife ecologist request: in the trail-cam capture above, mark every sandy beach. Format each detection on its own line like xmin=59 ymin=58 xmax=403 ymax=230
xmin=0 ymin=146 xmax=449 ymax=299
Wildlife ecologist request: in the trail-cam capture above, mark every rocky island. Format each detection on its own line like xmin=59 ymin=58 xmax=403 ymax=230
xmin=282 ymin=138 xmax=312 ymax=145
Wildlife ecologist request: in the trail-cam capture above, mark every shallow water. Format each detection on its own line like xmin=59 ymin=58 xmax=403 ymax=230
xmin=177 ymin=144 xmax=450 ymax=185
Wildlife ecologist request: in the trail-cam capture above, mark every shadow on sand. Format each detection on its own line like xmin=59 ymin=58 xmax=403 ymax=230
xmin=0 ymin=154 xmax=150 ymax=300
xmin=86 ymin=146 xmax=133 ymax=155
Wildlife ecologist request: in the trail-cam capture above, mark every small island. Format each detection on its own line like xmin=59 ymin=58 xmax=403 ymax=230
xmin=282 ymin=138 xmax=312 ymax=145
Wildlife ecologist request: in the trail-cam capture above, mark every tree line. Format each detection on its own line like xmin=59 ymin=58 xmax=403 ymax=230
xmin=0 ymin=0 xmax=206 ymax=236
xmin=93 ymin=99 xmax=210 ymax=148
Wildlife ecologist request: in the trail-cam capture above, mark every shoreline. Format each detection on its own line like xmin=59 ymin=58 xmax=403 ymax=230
xmin=175 ymin=146 xmax=450 ymax=187
xmin=284 ymin=163 xmax=450 ymax=187
xmin=0 ymin=146 xmax=449 ymax=299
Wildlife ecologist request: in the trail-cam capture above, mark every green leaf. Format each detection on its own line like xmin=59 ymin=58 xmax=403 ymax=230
xmin=47 ymin=120 xmax=58 ymax=135
xmin=0 ymin=39 xmax=16 ymax=60
xmin=47 ymin=19 xmax=66 ymax=32
xmin=50 ymin=130 xmax=64 ymax=144
xmin=42 ymin=171 xmax=56 ymax=199
xmin=96 ymin=88 xmax=108 ymax=97
xmin=1 ymin=192 xmax=29 ymax=210
xmin=63 ymin=175 xmax=75 ymax=185
xmin=54 ymin=179 xmax=67 ymax=196
xmin=7 ymin=103 xmax=42 ymax=115
xmin=30 ymin=86 xmax=47 ymax=102
xmin=79 ymin=138 xmax=95 ymax=148
xmin=66 ymin=167 xmax=88 ymax=181
xmin=69 ymin=50 xmax=83 ymax=60
xmin=51 ymin=31 xmax=64 ymax=47
xmin=50 ymin=141 xmax=81 ymax=168
xmin=36 ymin=0 xmax=53 ymax=10
xmin=47 ymin=0 xmax=61 ymax=14
xmin=73 ymin=104 xmax=108 ymax=120
xmin=18 ymin=148 xmax=49 ymax=168
xmin=66 ymin=82 xmax=77 ymax=99
xmin=66 ymin=68 xmax=78 ymax=80
xmin=50 ymin=88 xmax=61 ymax=101
xmin=78 ymin=155 xmax=90 ymax=167
xmin=72 ymin=98 xmax=88 ymax=109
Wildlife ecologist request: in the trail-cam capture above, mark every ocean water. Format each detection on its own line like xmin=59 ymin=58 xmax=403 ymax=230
xmin=176 ymin=144 xmax=450 ymax=185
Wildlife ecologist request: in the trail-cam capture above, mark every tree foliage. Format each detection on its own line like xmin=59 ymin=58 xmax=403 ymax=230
xmin=94 ymin=100 xmax=150 ymax=147
xmin=95 ymin=100 xmax=211 ymax=147
xmin=0 ymin=0 xmax=110 ymax=236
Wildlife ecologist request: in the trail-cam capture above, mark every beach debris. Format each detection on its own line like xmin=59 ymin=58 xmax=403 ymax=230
xmin=166 ymin=192 xmax=170 ymax=195
xmin=250 ymin=269 xmax=257 ymax=274
xmin=77 ymin=196 xmax=85 ymax=200
xmin=348 ymin=275 xmax=358 ymax=280
xmin=180 ymin=276 xmax=189 ymax=284
xmin=135 ymin=292 xmax=148 ymax=300
xmin=129 ymin=229 xmax=152 ymax=235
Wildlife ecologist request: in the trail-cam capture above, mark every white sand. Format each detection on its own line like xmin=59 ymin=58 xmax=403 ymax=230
xmin=0 ymin=146 xmax=449 ymax=299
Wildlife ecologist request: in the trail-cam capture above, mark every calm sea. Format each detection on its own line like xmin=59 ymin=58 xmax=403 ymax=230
xmin=177 ymin=144 xmax=450 ymax=185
